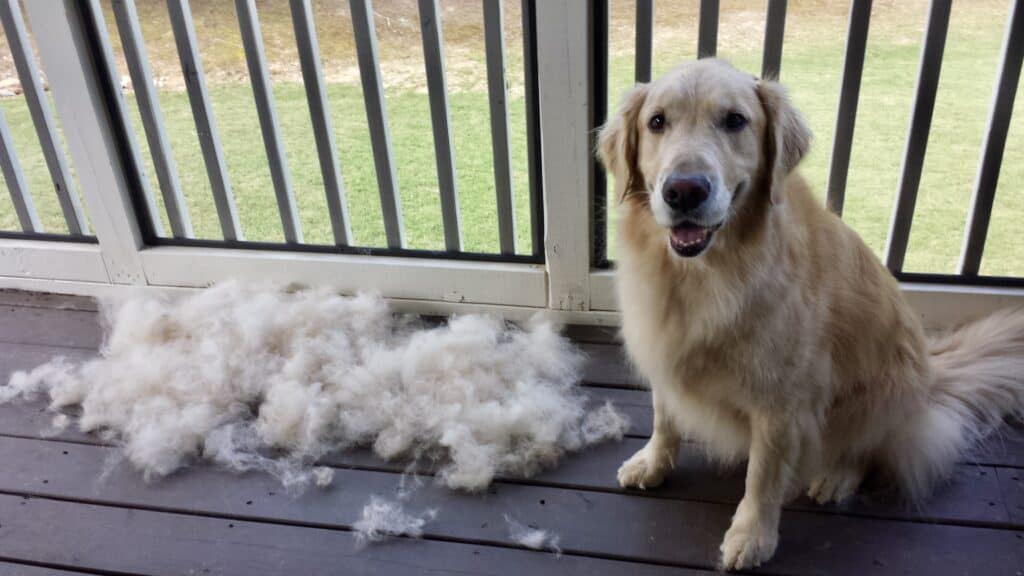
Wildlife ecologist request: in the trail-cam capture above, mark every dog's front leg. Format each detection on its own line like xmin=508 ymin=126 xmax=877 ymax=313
xmin=720 ymin=413 xmax=799 ymax=570
xmin=617 ymin=388 xmax=680 ymax=489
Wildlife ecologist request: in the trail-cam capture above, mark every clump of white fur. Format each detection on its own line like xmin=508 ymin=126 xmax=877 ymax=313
xmin=504 ymin=514 xmax=561 ymax=555
xmin=353 ymin=496 xmax=437 ymax=545
xmin=2 ymin=282 xmax=628 ymax=491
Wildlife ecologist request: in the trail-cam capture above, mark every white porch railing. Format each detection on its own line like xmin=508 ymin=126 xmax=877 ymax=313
xmin=0 ymin=0 xmax=1022 ymax=329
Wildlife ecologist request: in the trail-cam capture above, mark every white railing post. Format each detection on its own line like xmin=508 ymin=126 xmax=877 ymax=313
xmin=536 ymin=0 xmax=593 ymax=311
xmin=24 ymin=0 xmax=147 ymax=284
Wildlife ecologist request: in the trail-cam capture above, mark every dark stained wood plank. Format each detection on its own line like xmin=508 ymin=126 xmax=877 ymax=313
xmin=0 ymin=563 xmax=92 ymax=576
xmin=332 ymin=436 xmax=1016 ymax=528
xmin=0 ymin=342 xmax=97 ymax=374
xmin=564 ymin=324 xmax=620 ymax=344
xmin=0 ymin=307 xmax=101 ymax=349
xmin=998 ymin=467 xmax=1024 ymax=525
xmin=1 ymin=437 xmax=1021 ymax=575
xmin=0 ymin=494 xmax=694 ymax=576
xmin=4 ymin=306 xmax=1024 ymax=541
xmin=2 ymin=331 xmax=1024 ymax=471
xmin=2 ymin=397 xmax=1016 ymax=530
xmin=768 ymin=513 xmax=1023 ymax=576
xmin=0 ymin=290 xmax=98 ymax=312
xmin=585 ymin=387 xmax=652 ymax=437
xmin=970 ymin=423 xmax=1024 ymax=468
xmin=579 ymin=343 xmax=642 ymax=388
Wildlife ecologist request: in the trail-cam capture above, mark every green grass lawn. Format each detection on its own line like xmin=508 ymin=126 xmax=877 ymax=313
xmin=0 ymin=0 xmax=1021 ymax=275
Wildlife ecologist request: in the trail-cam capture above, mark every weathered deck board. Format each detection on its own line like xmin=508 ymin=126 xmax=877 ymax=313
xmin=0 ymin=306 xmax=102 ymax=350
xmin=316 ymin=443 xmax=1024 ymax=529
xmin=1 ymin=436 xmax=1022 ymax=575
xmin=0 ymin=402 xmax=1015 ymax=529
xmin=0 ymin=562 xmax=90 ymax=576
xmin=0 ymin=494 xmax=695 ymax=576
xmin=2 ymin=330 xmax=1023 ymax=468
xmin=998 ymin=467 xmax=1024 ymax=524
xmin=15 ymin=566 xmax=96 ymax=576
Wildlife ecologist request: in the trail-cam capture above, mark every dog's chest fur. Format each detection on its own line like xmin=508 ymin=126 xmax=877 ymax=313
xmin=614 ymin=200 xmax=829 ymax=456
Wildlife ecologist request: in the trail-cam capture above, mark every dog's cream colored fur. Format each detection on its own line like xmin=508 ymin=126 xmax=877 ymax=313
xmin=598 ymin=59 xmax=1024 ymax=570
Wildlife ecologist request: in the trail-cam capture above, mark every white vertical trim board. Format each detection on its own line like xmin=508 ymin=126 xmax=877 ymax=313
xmin=536 ymin=0 xmax=593 ymax=311
xmin=24 ymin=1 xmax=147 ymax=284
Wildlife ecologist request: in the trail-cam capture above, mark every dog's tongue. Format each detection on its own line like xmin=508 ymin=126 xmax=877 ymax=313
xmin=671 ymin=224 xmax=707 ymax=244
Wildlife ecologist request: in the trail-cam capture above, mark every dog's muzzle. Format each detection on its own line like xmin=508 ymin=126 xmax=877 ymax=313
xmin=660 ymin=173 xmax=721 ymax=258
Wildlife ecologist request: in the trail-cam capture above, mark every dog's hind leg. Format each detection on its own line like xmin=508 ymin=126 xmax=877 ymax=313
xmin=807 ymin=461 xmax=865 ymax=505
xmin=617 ymin=388 xmax=680 ymax=490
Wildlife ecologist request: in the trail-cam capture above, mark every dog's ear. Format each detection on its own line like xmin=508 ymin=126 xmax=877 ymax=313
xmin=598 ymin=84 xmax=649 ymax=202
xmin=755 ymin=80 xmax=811 ymax=205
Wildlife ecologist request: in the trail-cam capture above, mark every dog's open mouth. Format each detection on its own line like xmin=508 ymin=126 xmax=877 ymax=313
xmin=669 ymin=221 xmax=719 ymax=257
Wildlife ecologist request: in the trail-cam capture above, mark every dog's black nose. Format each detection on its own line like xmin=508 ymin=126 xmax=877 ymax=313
xmin=662 ymin=174 xmax=711 ymax=212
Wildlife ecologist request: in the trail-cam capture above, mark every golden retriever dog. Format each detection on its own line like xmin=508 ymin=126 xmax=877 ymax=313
xmin=598 ymin=59 xmax=1024 ymax=570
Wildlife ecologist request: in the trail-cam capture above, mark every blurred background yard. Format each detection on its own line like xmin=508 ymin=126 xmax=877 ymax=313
xmin=0 ymin=0 xmax=1020 ymax=274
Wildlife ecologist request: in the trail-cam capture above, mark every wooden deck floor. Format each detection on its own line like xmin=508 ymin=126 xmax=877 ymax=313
xmin=0 ymin=290 xmax=1022 ymax=575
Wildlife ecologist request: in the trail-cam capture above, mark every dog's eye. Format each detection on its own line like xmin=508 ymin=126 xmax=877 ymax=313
xmin=722 ymin=112 xmax=748 ymax=132
xmin=648 ymin=113 xmax=666 ymax=133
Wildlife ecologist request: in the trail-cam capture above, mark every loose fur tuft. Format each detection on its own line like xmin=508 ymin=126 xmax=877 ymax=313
xmin=1 ymin=282 xmax=629 ymax=492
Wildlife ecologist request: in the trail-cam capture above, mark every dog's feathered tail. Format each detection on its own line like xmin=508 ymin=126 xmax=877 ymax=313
xmin=884 ymin=308 xmax=1024 ymax=500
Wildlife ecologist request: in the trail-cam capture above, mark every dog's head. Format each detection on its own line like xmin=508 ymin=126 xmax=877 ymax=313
xmin=598 ymin=59 xmax=810 ymax=258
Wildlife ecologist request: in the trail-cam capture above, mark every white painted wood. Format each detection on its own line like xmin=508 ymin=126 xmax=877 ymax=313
xmin=0 ymin=275 xmax=621 ymax=326
xmin=0 ymin=240 xmax=109 ymax=283
xmin=139 ymin=246 xmax=547 ymax=307
xmin=4 ymin=271 xmax=1021 ymax=331
xmin=901 ymin=283 xmax=1024 ymax=329
xmin=24 ymin=1 xmax=147 ymax=284
xmin=536 ymin=0 xmax=592 ymax=311
xmin=589 ymin=269 xmax=617 ymax=311
xmin=386 ymin=299 xmax=621 ymax=326
xmin=589 ymin=267 xmax=1024 ymax=330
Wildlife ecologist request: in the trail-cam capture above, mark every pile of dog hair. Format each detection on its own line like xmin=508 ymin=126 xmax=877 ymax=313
xmin=2 ymin=282 xmax=628 ymax=493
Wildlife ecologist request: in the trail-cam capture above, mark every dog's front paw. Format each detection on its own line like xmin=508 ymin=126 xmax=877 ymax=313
xmin=719 ymin=518 xmax=778 ymax=571
xmin=616 ymin=445 xmax=670 ymax=490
